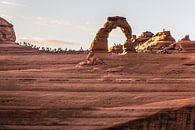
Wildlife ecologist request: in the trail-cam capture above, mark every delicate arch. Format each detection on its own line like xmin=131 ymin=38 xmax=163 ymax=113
xmin=89 ymin=16 xmax=136 ymax=53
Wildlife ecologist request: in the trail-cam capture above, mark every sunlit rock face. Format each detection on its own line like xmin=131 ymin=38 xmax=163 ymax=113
xmin=0 ymin=17 xmax=16 ymax=42
xmin=137 ymin=31 xmax=176 ymax=51
xmin=89 ymin=16 xmax=136 ymax=53
xmin=132 ymin=31 xmax=154 ymax=48
xmin=155 ymin=35 xmax=195 ymax=54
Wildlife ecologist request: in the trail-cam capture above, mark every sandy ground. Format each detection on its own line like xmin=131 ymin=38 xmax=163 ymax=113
xmin=0 ymin=42 xmax=195 ymax=130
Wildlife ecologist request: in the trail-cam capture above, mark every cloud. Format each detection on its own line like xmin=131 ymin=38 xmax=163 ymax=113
xmin=75 ymin=25 xmax=89 ymax=32
xmin=50 ymin=19 xmax=72 ymax=26
xmin=85 ymin=21 xmax=90 ymax=25
xmin=0 ymin=0 xmax=23 ymax=6
xmin=34 ymin=16 xmax=91 ymax=32
xmin=34 ymin=16 xmax=72 ymax=27
xmin=0 ymin=13 xmax=14 ymax=20
xmin=18 ymin=37 xmax=80 ymax=49
xmin=5 ymin=14 xmax=91 ymax=33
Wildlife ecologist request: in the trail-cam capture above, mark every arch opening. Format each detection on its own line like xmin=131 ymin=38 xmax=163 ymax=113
xmin=89 ymin=16 xmax=136 ymax=53
xmin=108 ymin=27 xmax=126 ymax=53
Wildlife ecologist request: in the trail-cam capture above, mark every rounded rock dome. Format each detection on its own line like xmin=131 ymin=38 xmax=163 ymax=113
xmin=0 ymin=17 xmax=16 ymax=42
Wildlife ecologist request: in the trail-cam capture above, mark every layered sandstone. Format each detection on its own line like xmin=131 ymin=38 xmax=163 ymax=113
xmin=137 ymin=31 xmax=176 ymax=51
xmin=1 ymin=39 xmax=195 ymax=130
xmin=132 ymin=31 xmax=154 ymax=48
xmin=0 ymin=17 xmax=16 ymax=42
xmin=105 ymin=99 xmax=195 ymax=130
xmin=160 ymin=37 xmax=195 ymax=53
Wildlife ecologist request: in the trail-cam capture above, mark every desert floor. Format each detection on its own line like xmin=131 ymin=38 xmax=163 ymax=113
xmin=0 ymin=43 xmax=195 ymax=130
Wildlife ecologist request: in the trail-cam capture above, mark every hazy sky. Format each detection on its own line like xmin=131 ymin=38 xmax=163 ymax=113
xmin=1 ymin=0 xmax=195 ymax=49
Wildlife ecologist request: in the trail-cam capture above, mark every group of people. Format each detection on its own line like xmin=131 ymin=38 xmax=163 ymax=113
xmin=16 ymin=41 xmax=87 ymax=53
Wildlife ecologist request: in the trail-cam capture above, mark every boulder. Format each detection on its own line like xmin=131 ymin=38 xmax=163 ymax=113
xmin=108 ymin=44 xmax=123 ymax=54
xmin=132 ymin=31 xmax=154 ymax=48
xmin=137 ymin=30 xmax=176 ymax=51
xmin=181 ymin=35 xmax=191 ymax=41
xmin=140 ymin=31 xmax=154 ymax=38
xmin=78 ymin=52 xmax=105 ymax=66
xmin=0 ymin=17 xmax=16 ymax=42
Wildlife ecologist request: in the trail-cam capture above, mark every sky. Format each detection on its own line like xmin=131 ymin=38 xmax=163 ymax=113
xmin=0 ymin=0 xmax=195 ymax=50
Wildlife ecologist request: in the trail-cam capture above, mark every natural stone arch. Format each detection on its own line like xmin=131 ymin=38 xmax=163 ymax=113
xmin=89 ymin=16 xmax=136 ymax=53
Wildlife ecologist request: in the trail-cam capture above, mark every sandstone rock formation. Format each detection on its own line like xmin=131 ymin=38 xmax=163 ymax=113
xmin=132 ymin=31 xmax=154 ymax=48
xmin=108 ymin=44 xmax=123 ymax=53
xmin=165 ymin=40 xmax=195 ymax=53
xmin=77 ymin=52 xmax=105 ymax=66
xmin=106 ymin=105 xmax=195 ymax=130
xmin=0 ymin=17 xmax=16 ymax=42
xmin=181 ymin=35 xmax=191 ymax=41
xmin=89 ymin=16 xmax=136 ymax=53
xmin=137 ymin=30 xmax=176 ymax=51
xmin=157 ymin=42 xmax=183 ymax=54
